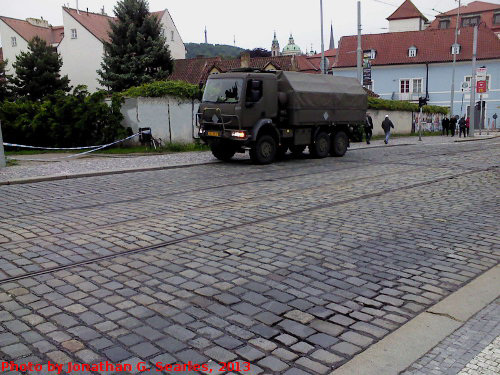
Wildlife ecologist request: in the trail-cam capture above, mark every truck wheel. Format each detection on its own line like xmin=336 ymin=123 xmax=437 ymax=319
xmin=211 ymin=143 xmax=236 ymax=161
xmin=250 ymin=135 xmax=276 ymax=164
xmin=290 ymin=145 xmax=306 ymax=157
xmin=310 ymin=132 xmax=330 ymax=158
xmin=330 ymin=131 xmax=348 ymax=157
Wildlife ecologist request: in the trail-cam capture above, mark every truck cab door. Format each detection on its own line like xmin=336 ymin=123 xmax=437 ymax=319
xmin=242 ymin=79 xmax=265 ymax=129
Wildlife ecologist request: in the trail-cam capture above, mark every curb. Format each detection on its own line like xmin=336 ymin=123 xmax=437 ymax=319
xmin=330 ymin=264 xmax=500 ymax=375
xmin=454 ymin=135 xmax=499 ymax=143
xmin=0 ymin=161 xmax=218 ymax=186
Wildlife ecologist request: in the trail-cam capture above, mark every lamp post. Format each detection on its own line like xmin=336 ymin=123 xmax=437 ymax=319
xmin=320 ymin=0 xmax=326 ymax=74
xmin=450 ymin=0 xmax=461 ymax=118
xmin=0 ymin=121 xmax=6 ymax=168
xmin=357 ymin=1 xmax=362 ymax=84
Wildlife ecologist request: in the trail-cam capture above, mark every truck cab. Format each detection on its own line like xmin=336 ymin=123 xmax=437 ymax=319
xmin=198 ymin=69 xmax=367 ymax=164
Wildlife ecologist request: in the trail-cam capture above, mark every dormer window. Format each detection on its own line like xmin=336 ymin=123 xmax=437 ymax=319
xmin=439 ymin=19 xmax=450 ymax=29
xmin=369 ymin=49 xmax=376 ymax=59
xmin=364 ymin=49 xmax=376 ymax=60
xmin=451 ymin=43 xmax=461 ymax=55
xmin=11 ymin=37 xmax=17 ymax=47
xmin=494 ymin=13 xmax=500 ymax=25
xmin=462 ymin=16 xmax=480 ymax=27
xmin=408 ymin=46 xmax=417 ymax=57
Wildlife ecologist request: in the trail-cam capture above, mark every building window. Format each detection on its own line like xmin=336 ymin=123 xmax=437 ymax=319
xmin=171 ymin=30 xmax=174 ymax=41
xmin=71 ymin=29 xmax=77 ymax=39
xmin=465 ymin=75 xmax=491 ymax=90
xmin=400 ymin=79 xmax=410 ymax=93
xmin=439 ymin=19 xmax=450 ymax=29
xmin=369 ymin=49 xmax=376 ymax=59
xmin=451 ymin=43 xmax=461 ymax=55
xmin=365 ymin=81 xmax=374 ymax=91
xmin=11 ymin=37 xmax=17 ymax=47
xmin=462 ymin=16 xmax=480 ymax=27
xmin=412 ymin=78 xmax=423 ymax=93
xmin=494 ymin=13 xmax=500 ymax=25
xmin=408 ymin=46 xmax=417 ymax=57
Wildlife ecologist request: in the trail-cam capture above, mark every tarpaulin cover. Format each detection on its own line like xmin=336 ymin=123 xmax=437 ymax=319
xmin=276 ymin=71 xmax=367 ymax=125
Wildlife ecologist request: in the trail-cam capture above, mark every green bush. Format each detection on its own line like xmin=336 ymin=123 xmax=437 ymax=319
xmin=0 ymin=86 xmax=129 ymax=148
xmin=368 ymin=97 xmax=448 ymax=114
xmin=121 ymin=80 xmax=202 ymax=100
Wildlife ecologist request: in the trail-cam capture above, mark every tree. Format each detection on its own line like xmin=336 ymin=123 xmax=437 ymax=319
xmin=247 ymin=48 xmax=272 ymax=58
xmin=0 ymin=59 xmax=12 ymax=102
xmin=12 ymin=37 xmax=70 ymax=100
xmin=98 ymin=0 xmax=173 ymax=92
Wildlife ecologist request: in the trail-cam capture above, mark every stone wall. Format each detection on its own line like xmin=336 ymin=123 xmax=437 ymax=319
xmin=121 ymin=97 xmax=200 ymax=144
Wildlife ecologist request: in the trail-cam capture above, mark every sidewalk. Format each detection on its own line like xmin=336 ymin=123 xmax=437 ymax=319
xmin=402 ymin=299 xmax=499 ymax=375
xmin=1 ymin=134 xmax=498 ymax=185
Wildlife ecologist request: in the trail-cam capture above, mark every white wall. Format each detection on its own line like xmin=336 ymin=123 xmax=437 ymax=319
xmin=160 ymin=10 xmax=186 ymax=60
xmin=388 ymin=18 xmax=422 ymax=32
xmin=121 ymin=96 xmax=199 ymax=144
xmin=58 ymin=9 xmax=104 ymax=92
xmin=0 ymin=20 xmax=29 ymax=74
xmin=368 ymin=110 xmax=413 ymax=136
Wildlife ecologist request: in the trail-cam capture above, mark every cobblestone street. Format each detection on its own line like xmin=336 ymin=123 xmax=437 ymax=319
xmin=0 ymin=139 xmax=499 ymax=375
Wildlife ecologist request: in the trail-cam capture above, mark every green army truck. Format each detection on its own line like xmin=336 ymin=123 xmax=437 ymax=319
xmin=197 ymin=70 xmax=367 ymax=164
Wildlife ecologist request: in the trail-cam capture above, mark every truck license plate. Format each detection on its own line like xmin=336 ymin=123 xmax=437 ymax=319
xmin=207 ymin=131 xmax=220 ymax=137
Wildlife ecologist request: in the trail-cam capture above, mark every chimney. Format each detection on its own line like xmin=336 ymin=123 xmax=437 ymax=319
xmin=76 ymin=0 xmax=80 ymax=14
xmin=26 ymin=18 xmax=49 ymax=28
xmin=240 ymin=52 xmax=251 ymax=68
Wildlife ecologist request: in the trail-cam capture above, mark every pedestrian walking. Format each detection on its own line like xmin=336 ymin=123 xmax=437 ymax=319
xmin=449 ymin=115 xmax=457 ymax=137
xmin=442 ymin=116 xmax=449 ymax=136
xmin=381 ymin=115 xmax=394 ymax=144
xmin=466 ymin=117 xmax=470 ymax=137
xmin=365 ymin=114 xmax=373 ymax=144
xmin=459 ymin=116 xmax=467 ymax=138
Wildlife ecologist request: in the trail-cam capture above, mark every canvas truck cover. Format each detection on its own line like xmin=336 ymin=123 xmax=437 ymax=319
xmin=276 ymin=71 xmax=367 ymax=125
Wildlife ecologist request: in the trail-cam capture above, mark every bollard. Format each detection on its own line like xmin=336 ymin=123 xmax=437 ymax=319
xmin=0 ymin=121 xmax=5 ymax=168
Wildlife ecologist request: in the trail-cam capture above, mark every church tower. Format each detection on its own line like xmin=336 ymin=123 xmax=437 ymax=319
xmin=271 ymin=31 xmax=280 ymax=57
xmin=329 ymin=23 xmax=335 ymax=50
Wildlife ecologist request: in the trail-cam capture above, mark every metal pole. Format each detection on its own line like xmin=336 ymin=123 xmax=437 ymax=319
xmin=450 ymin=0 xmax=461 ymax=118
xmin=0 ymin=121 xmax=6 ymax=168
xmin=320 ymin=0 xmax=325 ymax=74
xmin=479 ymin=93 xmax=482 ymax=135
xmin=469 ymin=25 xmax=478 ymax=137
xmin=481 ymin=96 xmax=485 ymax=133
xmin=419 ymin=107 xmax=423 ymax=141
xmin=487 ymin=117 xmax=490 ymax=135
xmin=357 ymin=1 xmax=362 ymax=84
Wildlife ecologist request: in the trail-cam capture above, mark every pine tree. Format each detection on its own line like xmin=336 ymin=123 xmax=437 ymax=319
xmin=0 ymin=59 xmax=12 ymax=102
xmin=12 ymin=36 xmax=70 ymax=100
xmin=98 ymin=0 xmax=173 ymax=92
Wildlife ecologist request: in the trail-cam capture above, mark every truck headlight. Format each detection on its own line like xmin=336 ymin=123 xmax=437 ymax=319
xmin=231 ymin=131 xmax=246 ymax=138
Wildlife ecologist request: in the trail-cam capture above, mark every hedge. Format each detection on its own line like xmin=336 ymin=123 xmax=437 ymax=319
xmin=121 ymin=80 xmax=201 ymax=100
xmin=368 ymin=97 xmax=448 ymax=114
xmin=0 ymin=87 xmax=129 ymax=148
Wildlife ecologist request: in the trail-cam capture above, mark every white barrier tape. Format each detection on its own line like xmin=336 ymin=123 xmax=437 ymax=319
xmin=6 ymin=132 xmax=142 ymax=162
xmin=3 ymin=131 xmax=145 ymax=150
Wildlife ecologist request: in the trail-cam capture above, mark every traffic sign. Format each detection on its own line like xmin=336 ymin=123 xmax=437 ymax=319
xmin=477 ymin=80 xmax=487 ymax=93
xmin=476 ymin=67 xmax=487 ymax=81
xmin=461 ymin=82 xmax=470 ymax=92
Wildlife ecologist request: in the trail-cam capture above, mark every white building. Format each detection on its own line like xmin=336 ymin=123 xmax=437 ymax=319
xmin=387 ymin=0 xmax=429 ymax=33
xmin=0 ymin=6 xmax=186 ymax=92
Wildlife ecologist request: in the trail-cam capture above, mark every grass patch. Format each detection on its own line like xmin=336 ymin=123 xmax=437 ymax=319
xmin=6 ymin=159 xmax=19 ymax=166
xmin=5 ymin=149 xmax=76 ymax=156
xmin=96 ymin=142 xmax=210 ymax=154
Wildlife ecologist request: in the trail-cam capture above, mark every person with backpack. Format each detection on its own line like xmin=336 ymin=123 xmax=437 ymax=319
xmin=442 ymin=116 xmax=449 ymax=136
xmin=449 ymin=115 xmax=457 ymax=137
xmin=365 ymin=114 xmax=374 ymax=144
xmin=382 ymin=115 xmax=394 ymax=144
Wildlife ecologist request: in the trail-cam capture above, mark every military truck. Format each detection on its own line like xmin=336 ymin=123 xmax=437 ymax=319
xmin=197 ymin=70 xmax=367 ymax=164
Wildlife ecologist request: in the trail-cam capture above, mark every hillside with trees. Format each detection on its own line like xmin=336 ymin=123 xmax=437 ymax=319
xmin=185 ymin=43 xmax=245 ymax=59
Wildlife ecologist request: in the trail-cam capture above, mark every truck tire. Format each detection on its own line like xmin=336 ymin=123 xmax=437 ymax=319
xmin=250 ymin=135 xmax=276 ymax=164
xmin=330 ymin=131 xmax=348 ymax=157
xmin=290 ymin=145 xmax=306 ymax=157
xmin=211 ymin=143 xmax=236 ymax=161
xmin=310 ymin=131 xmax=330 ymax=158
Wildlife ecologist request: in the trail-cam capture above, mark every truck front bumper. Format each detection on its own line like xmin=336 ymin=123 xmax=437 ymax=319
xmin=199 ymin=127 xmax=251 ymax=144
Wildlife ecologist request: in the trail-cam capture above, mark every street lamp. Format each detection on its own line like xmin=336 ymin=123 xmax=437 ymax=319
xmin=320 ymin=0 xmax=326 ymax=74
xmin=450 ymin=0 xmax=461 ymax=119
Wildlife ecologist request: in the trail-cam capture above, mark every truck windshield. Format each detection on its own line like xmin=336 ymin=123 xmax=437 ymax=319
xmin=203 ymin=79 xmax=243 ymax=103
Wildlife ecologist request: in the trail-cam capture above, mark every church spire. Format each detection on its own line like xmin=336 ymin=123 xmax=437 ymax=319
xmin=271 ymin=31 xmax=280 ymax=57
xmin=329 ymin=22 xmax=335 ymax=50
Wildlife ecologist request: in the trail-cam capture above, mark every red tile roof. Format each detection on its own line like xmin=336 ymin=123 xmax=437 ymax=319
xmin=335 ymin=26 xmax=500 ymax=68
xmin=306 ymin=48 xmax=338 ymax=71
xmin=387 ymin=0 xmax=428 ymax=21
xmin=0 ymin=16 xmax=64 ymax=45
xmin=170 ymin=55 xmax=298 ymax=84
xmin=63 ymin=8 xmax=167 ymax=43
xmin=428 ymin=1 xmax=500 ymax=32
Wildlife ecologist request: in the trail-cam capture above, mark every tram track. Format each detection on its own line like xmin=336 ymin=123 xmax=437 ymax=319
xmin=0 ymin=166 xmax=494 ymax=286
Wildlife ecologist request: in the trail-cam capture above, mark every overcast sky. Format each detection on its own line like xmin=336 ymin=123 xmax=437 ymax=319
xmin=2 ymin=0 xmax=499 ymax=51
